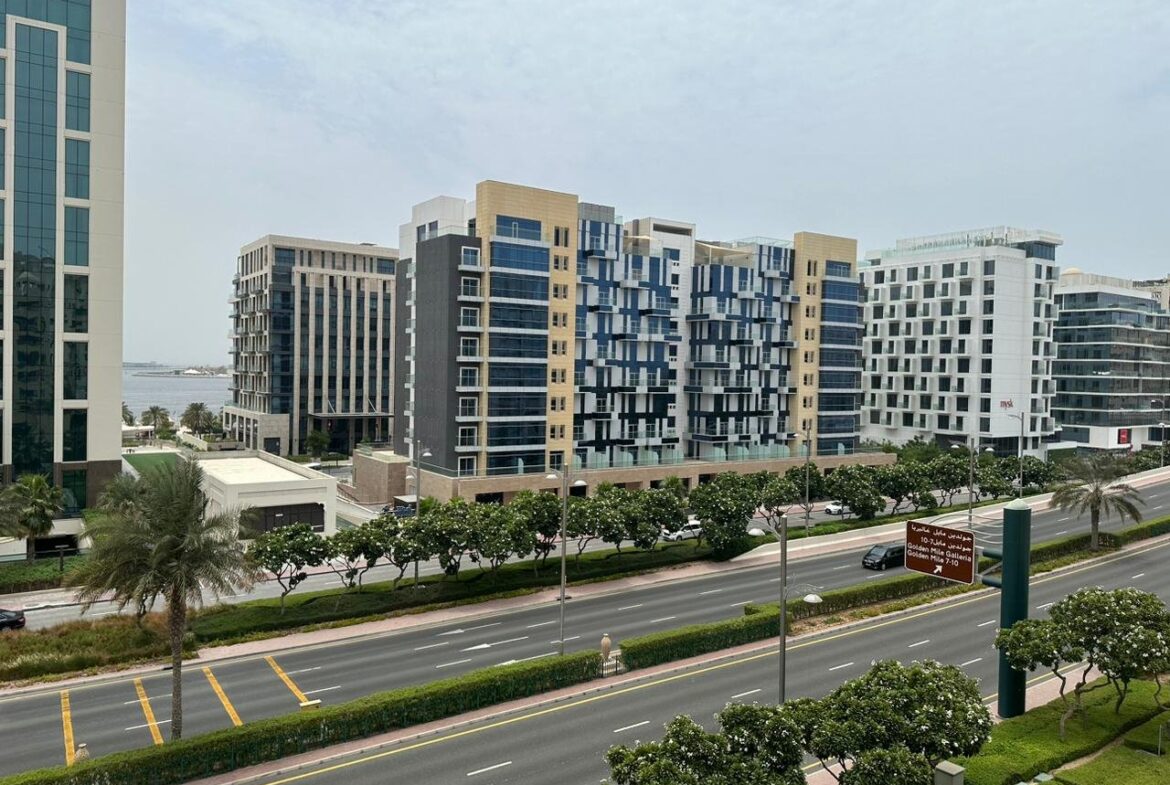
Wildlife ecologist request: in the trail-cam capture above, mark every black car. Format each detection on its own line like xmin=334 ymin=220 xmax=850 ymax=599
xmin=862 ymin=544 xmax=905 ymax=571
xmin=0 ymin=608 xmax=25 ymax=632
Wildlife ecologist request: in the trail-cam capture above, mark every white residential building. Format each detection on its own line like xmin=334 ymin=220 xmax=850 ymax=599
xmin=859 ymin=227 xmax=1062 ymax=456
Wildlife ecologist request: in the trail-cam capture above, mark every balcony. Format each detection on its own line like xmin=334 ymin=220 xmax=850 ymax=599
xmin=458 ymin=316 xmax=483 ymax=332
xmin=458 ymin=249 xmax=483 ymax=272
xmin=458 ymin=283 xmax=483 ymax=302
xmin=492 ymin=224 xmax=546 ymax=244
xmin=589 ymin=294 xmax=616 ymax=312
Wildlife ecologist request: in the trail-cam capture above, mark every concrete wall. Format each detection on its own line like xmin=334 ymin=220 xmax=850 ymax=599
xmin=351 ymin=450 xmax=410 ymax=504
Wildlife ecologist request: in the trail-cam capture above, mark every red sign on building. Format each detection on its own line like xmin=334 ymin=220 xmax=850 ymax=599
xmin=905 ymin=520 xmax=976 ymax=585
xmin=1118 ymin=428 xmax=1131 ymax=445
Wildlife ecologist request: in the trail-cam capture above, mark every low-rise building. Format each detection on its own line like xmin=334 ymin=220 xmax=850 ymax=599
xmin=196 ymin=451 xmax=338 ymax=536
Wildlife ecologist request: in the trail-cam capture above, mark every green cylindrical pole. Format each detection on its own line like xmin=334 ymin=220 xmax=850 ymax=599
xmin=998 ymin=499 xmax=1032 ymax=718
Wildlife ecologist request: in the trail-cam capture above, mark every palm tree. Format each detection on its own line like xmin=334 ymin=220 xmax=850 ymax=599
xmin=141 ymin=405 xmax=172 ymax=432
xmin=180 ymin=402 xmax=214 ymax=434
xmin=0 ymin=474 xmax=65 ymax=562
xmin=97 ymin=472 xmax=147 ymax=513
xmin=69 ymin=460 xmax=256 ymax=740
xmin=122 ymin=402 xmax=135 ymax=426
xmin=1050 ymin=454 xmax=1144 ymax=551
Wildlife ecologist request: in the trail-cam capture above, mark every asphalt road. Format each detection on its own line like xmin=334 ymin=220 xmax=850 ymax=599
xmin=0 ymin=481 xmax=1167 ymax=776
xmin=236 ymin=538 xmax=1170 ymax=785
xmin=15 ymin=502 xmax=858 ymax=629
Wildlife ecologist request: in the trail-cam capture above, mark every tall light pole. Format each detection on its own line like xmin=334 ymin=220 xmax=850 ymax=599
xmin=759 ymin=513 xmax=822 ymax=704
xmin=546 ymin=469 xmax=586 ymax=656
xmin=952 ymin=438 xmax=995 ymax=530
xmin=1008 ymin=412 xmax=1025 ymax=498
xmin=1153 ymin=399 xmax=1167 ymax=467
xmin=410 ymin=437 xmax=432 ymax=588
xmin=803 ymin=425 xmax=812 ymax=534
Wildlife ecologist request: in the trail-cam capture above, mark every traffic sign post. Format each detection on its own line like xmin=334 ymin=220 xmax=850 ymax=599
xmin=905 ymin=520 xmax=976 ymax=584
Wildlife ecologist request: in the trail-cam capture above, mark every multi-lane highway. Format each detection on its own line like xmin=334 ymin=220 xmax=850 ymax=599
xmin=15 ymin=501 xmax=859 ymax=630
xmin=0 ymin=478 xmax=1167 ymax=777
xmin=237 ymin=538 xmax=1170 ymax=785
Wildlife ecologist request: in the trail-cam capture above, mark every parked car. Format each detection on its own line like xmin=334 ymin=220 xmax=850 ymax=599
xmin=862 ymin=543 xmax=905 ymax=571
xmin=0 ymin=608 xmax=26 ymax=632
xmin=662 ymin=520 xmax=703 ymax=542
xmin=823 ymin=501 xmax=850 ymax=515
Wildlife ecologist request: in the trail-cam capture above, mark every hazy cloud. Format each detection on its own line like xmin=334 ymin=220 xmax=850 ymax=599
xmin=125 ymin=0 xmax=1170 ymax=363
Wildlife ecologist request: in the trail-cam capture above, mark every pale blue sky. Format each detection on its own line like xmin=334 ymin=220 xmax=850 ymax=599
xmin=125 ymin=0 xmax=1170 ymax=364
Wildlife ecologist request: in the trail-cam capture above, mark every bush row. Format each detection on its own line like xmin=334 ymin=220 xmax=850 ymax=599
xmin=0 ymin=556 xmax=85 ymax=594
xmin=619 ymin=606 xmax=781 ymax=671
xmin=623 ymin=515 xmax=1170 ymax=673
xmin=0 ymin=651 xmax=602 ymax=785
xmin=1121 ymin=708 xmax=1170 ymax=755
xmin=960 ymin=679 xmax=1164 ymax=785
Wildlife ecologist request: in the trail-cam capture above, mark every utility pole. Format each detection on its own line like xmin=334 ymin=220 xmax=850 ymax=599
xmin=803 ymin=425 xmax=812 ymax=534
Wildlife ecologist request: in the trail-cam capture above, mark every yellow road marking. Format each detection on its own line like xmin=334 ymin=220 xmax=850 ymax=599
xmin=266 ymin=655 xmax=310 ymax=704
xmin=133 ymin=679 xmax=164 ymax=745
xmin=60 ymin=691 xmax=74 ymax=766
xmin=260 ymin=540 xmax=1170 ymax=785
xmin=203 ymin=667 xmax=243 ymax=727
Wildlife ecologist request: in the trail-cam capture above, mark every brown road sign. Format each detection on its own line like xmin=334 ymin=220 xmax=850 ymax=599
xmin=905 ymin=520 xmax=976 ymax=584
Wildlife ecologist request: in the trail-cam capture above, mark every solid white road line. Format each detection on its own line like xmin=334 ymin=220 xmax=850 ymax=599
xmin=553 ymin=635 xmax=581 ymax=644
xmin=960 ymin=657 xmax=983 ymax=667
xmin=829 ymin=662 xmax=854 ymax=671
xmin=649 ymin=616 xmax=677 ymax=624
xmin=126 ymin=719 xmax=172 ymax=731
xmin=618 ymin=604 xmax=643 ymax=611
xmin=977 ymin=619 xmax=997 ymax=627
xmin=413 ymin=642 xmax=449 ymax=651
xmin=525 ymin=620 xmax=557 ymax=629
xmin=698 ymin=589 xmax=723 ymax=596
xmin=908 ymin=639 xmax=930 ymax=648
xmin=1055 ymin=530 xmax=1068 ymax=536
xmin=303 ymin=686 xmax=341 ymax=695
xmin=436 ymin=658 xmax=473 ymax=669
xmin=285 ymin=666 xmax=324 ymax=675
xmin=832 ymin=565 xmax=851 ymax=570
xmin=1037 ymin=602 xmax=1054 ymax=610
xmin=729 ymin=600 xmax=754 ymax=607
xmin=731 ymin=688 xmax=762 ymax=699
xmin=1132 ymin=573 xmax=1146 ymax=579
xmin=467 ymin=761 xmax=512 ymax=777
xmin=613 ymin=720 xmax=651 ymax=733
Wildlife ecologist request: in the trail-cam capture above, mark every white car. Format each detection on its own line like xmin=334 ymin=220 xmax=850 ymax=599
xmin=663 ymin=520 xmax=703 ymax=542
xmin=823 ymin=501 xmax=850 ymax=515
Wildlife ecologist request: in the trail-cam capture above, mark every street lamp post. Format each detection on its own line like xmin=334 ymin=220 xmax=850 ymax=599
xmin=952 ymin=438 xmax=995 ymax=531
xmin=411 ymin=438 xmax=432 ymax=588
xmin=546 ymin=469 xmax=586 ymax=656
xmin=760 ymin=513 xmax=822 ymax=704
xmin=803 ymin=426 xmax=812 ymax=534
xmin=1007 ymin=412 xmax=1025 ymax=498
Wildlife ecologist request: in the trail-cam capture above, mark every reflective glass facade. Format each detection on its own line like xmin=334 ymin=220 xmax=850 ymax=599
xmin=12 ymin=23 xmax=59 ymax=476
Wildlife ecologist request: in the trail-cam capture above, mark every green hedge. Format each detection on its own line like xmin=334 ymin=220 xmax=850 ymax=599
xmin=1054 ymin=745 xmax=1170 ymax=785
xmin=620 ymin=606 xmax=782 ymax=671
xmin=1121 ymin=708 xmax=1170 ymax=754
xmin=0 ymin=556 xmax=86 ymax=594
xmin=1114 ymin=515 xmax=1170 ymax=545
xmin=0 ymin=651 xmax=602 ymax=785
xmin=960 ymin=679 xmax=1164 ymax=785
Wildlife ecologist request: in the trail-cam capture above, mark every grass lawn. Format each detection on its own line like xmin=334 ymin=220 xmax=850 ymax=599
xmin=1055 ymin=744 xmax=1170 ymax=785
xmin=961 ymin=679 xmax=1166 ymax=785
xmin=123 ymin=451 xmax=179 ymax=474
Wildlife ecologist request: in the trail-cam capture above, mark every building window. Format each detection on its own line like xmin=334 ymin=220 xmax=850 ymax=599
xmin=459 ymin=397 xmax=478 ymax=417
xmin=63 ymin=410 xmax=87 ymax=462
xmin=461 ymin=247 xmax=481 ymax=267
xmin=66 ymin=70 xmax=90 ymax=132
xmin=459 ymin=337 xmax=480 ymax=357
xmin=459 ymin=368 xmax=480 ymax=387
xmin=458 ymin=456 xmax=476 ymax=476
xmin=65 ymin=206 xmax=89 ymax=266
xmin=458 ymin=426 xmax=478 ymax=447
xmin=460 ymin=307 xmax=480 ymax=327
xmin=983 ymin=259 xmax=996 ymax=276
xmin=548 ymin=452 xmax=564 ymax=471
xmin=64 ymin=275 xmax=88 ymax=332
xmin=65 ymin=138 xmax=89 ymax=199
xmin=460 ymin=277 xmax=480 ymax=297
xmin=62 ymin=468 xmax=86 ymax=514
xmin=63 ymin=342 xmax=88 ymax=400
